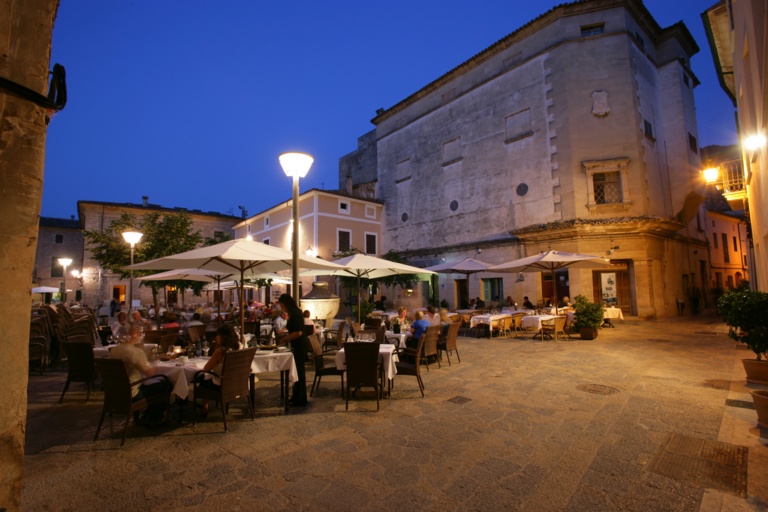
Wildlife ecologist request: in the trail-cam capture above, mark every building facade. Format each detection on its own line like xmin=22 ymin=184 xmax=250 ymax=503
xmin=33 ymin=217 xmax=84 ymax=302
xmin=341 ymin=0 xmax=708 ymax=318
xmin=77 ymin=198 xmax=241 ymax=308
xmin=233 ymin=189 xmax=384 ymax=304
xmin=704 ymin=0 xmax=768 ymax=292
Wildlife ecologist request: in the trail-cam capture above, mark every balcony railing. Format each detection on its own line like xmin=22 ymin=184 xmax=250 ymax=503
xmin=718 ymin=159 xmax=746 ymax=203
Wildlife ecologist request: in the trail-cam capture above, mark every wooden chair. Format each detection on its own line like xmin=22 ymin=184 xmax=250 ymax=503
xmin=308 ymin=334 xmax=345 ymax=397
xmin=343 ymin=342 xmax=381 ymax=411
xmin=540 ymin=316 xmax=569 ymax=341
xmin=394 ymin=334 xmax=426 ymax=397
xmin=158 ymin=333 xmax=178 ymax=354
xmin=192 ymin=347 xmax=256 ymax=432
xmin=60 ymin=341 xmax=97 ymax=402
xmin=364 ymin=317 xmax=384 ymax=329
xmin=187 ymin=324 xmax=206 ymax=344
xmin=323 ymin=321 xmax=347 ymax=353
xmin=421 ymin=325 xmax=441 ymax=370
xmin=29 ymin=336 xmax=47 ymax=375
xmin=143 ymin=330 xmax=162 ymax=345
xmin=437 ymin=322 xmax=461 ymax=366
xmin=93 ymin=358 xmax=170 ymax=447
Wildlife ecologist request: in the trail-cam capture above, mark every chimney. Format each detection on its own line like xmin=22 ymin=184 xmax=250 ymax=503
xmin=142 ymin=196 xmax=149 ymax=207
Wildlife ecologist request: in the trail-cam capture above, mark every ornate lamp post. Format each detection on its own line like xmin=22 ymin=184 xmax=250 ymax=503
xmin=279 ymin=152 xmax=314 ymax=305
xmin=122 ymin=231 xmax=143 ymax=314
xmin=57 ymin=257 xmax=72 ymax=303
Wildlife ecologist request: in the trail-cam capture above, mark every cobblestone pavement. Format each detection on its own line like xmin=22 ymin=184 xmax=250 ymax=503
xmin=21 ymin=314 xmax=768 ymax=511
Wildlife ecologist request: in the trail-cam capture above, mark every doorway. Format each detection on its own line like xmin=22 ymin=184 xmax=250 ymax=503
xmin=454 ymin=279 xmax=468 ymax=309
xmin=112 ymin=285 xmax=125 ymax=306
xmin=592 ymin=263 xmax=631 ymax=313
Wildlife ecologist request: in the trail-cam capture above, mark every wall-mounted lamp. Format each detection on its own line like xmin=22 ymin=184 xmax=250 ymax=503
xmin=744 ymin=134 xmax=766 ymax=151
xmin=702 ymin=167 xmax=719 ymax=184
xmin=516 ymin=273 xmax=525 ymax=283
xmin=476 ymin=248 xmax=482 ymax=254
xmin=607 ymin=245 xmax=620 ymax=256
xmin=305 ymin=246 xmax=318 ymax=257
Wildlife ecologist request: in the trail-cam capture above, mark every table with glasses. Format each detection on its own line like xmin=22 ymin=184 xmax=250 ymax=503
xmin=566 ymin=307 xmax=624 ymax=328
xmin=385 ymin=331 xmax=408 ymax=348
xmin=93 ymin=343 xmax=158 ymax=359
xmin=520 ymin=314 xmax=559 ymax=338
xmin=369 ymin=310 xmax=399 ymax=321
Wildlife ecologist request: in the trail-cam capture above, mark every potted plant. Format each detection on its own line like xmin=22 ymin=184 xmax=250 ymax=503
xmin=571 ymin=295 xmax=604 ymax=340
xmin=392 ymin=317 xmax=402 ymax=334
xmin=717 ymin=282 xmax=768 ymax=384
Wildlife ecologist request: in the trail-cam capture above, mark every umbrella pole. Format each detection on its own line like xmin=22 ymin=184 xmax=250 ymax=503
xmin=357 ymin=274 xmax=362 ymax=324
xmin=239 ymin=272 xmax=246 ymax=346
xmin=552 ymin=269 xmax=558 ymax=342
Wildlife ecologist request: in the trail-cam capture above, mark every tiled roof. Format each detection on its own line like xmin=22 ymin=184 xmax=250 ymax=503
xmin=77 ymin=200 xmax=242 ymax=221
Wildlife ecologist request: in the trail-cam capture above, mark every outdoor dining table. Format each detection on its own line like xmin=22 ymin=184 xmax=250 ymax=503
xmin=369 ymin=310 xmax=399 ymax=321
xmin=335 ymin=343 xmax=399 ymax=383
xmin=385 ymin=331 xmax=408 ymax=348
xmin=469 ymin=313 xmax=511 ymax=337
xmin=93 ymin=343 xmax=158 ymax=359
xmin=566 ymin=307 xmax=624 ymax=328
xmin=521 ymin=314 xmax=558 ymax=338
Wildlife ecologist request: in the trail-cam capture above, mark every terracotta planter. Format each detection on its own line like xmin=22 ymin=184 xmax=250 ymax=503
xmin=752 ymin=390 xmax=768 ymax=428
xmin=741 ymin=358 xmax=768 ymax=385
xmin=580 ymin=327 xmax=598 ymax=340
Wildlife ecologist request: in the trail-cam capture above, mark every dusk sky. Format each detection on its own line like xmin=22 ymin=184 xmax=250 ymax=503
xmin=43 ymin=0 xmax=736 ymax=221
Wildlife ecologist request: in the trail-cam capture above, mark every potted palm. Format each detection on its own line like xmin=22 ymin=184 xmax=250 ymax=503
xmin=717 ymin=282 xmax=768 ymax=384
xmin=571 ymin=295 xmax=604 ymax=340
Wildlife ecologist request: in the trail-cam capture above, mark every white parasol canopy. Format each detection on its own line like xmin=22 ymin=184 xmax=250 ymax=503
xmin=32 ymin=286 xmax=62 ymax=294
xmin=424 ymin=257 xmax=495 ymax=307
xmin=126 ymin=239 xmax=344 ymax=343
xmin=301 ymin=253 xmax=435 ymax=323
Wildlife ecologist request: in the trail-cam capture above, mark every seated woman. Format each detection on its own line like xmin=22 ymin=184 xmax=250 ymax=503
xmin=557 ymin=296 xmax=571 ymax=308
xmin=161 ymin=313 xmax=180 ymax=330
xmin=196 ymin=324 xmax=241 ymax=414
xmin=406 ymin=311 xmax=431 ymax=349
xmin=303 ymin=310 xmax=317 ymax=335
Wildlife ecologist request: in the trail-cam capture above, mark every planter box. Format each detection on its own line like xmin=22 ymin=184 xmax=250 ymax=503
xmin=741 ymin=358 xmax=768 ymax=385
xmin=752 ymin=390 xmax=768 ymax=428
xmin=580 ymin=327 xmax=598 ymax=340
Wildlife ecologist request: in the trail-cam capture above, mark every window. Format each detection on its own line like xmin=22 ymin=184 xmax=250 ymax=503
xmin=688 ymin=133 xmax=698 ymax=154
xmin=365 ymin=233 xmax=377 ymax=255
xmin=51 ymin=257 xmax=63 ymax=278
xmin=265 ymin=216 xmax=269 ymax=227
xmin=54 ymin=234 xmax=63 ymax=244
xmin=337 ymin=229 xmax=351 ymax=252
xmin=581 ymin=24 xmax=604 ymax=37
xmin=262 ymin=237 xmax=270 ymax=246
xmin=583 ymin=158 xmax=630 ymax=211
xmin=395 ymin=159 xmax=411 ymax=183
xmin=713 ymin=234 xmax=718 ymax=249
xmin=365 ymin=205 xmax=376 ymax=219
xmin=643 ymin=119 xmax=654 ymax=140
xmin=442 ymin=138 xmax=462 ymax=166
xmin=733 ymin=236 xmax=738 ymax=252
xmin=722 ymin=233 xmax=729 ymax=263
xmin=482 ymin=278 xmax=503 ymax=302
xmin=726 ymin=275 xmax=734 ymax=289
xmin=593 ymin=172 xmax=622 ymax=204
xmin=338 ymin=201 xmax=350 ymax=215
xmin=505 ymin=109 xmax=532 ymax=143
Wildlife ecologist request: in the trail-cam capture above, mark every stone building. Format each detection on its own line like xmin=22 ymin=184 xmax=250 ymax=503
xmin=77 ymin=198 xmax=241 ymax=309
xmin=340 ymin=0 xmax=708 ymax=318
xmin=704 ymin=0 xmax=768 ymax=292
xmin=33 ymin=216 xmax=84 ymax=302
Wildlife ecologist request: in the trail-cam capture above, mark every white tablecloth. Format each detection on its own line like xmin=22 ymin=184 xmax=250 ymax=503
xmin=369 ymin=310 xmax=399 ymax=321
xmin=603 ymin=307 xmax=624 ymax=320
xmin=385 ymin=331 xmax=408 ymax=348
xmin=520 ymin=315 xmax=558 ymax=332
xmin=455 ymin=309 xmax=481 ymax=315
xmin=335 ymin=344 xmax=399 ymax=381
xmin=93 ymin=343 xmax=158 ymax=358
xmin=470 ymin=314 xmax=511 ymax=328
xmin=252 ymin=350 xmax=298 ymax=383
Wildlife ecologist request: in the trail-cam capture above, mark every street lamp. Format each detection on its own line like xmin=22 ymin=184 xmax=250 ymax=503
xmin=702 ymin=167 xmax=719 ymax=184
xmin=58 ymin=258 xmax=72 ymax=303
xmin=122 ymin=231 xmax=143 ymax=314
xmin=279 ymin=151 xmax=314 ymax=305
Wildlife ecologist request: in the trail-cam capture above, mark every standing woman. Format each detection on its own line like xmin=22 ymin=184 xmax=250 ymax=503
xmin=276 ymin=293 xmax=309 ymax=406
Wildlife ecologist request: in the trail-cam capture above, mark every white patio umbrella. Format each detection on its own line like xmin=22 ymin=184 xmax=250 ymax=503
xmin=32 ymin=286 xmax=62 ymax=294
xmin=126 ymin=239 xmax=344 ymax=343
xmin=488 ymin=250 xmax=611 ymax=310
xmin=137 ymin=268 xmax=235 ymax=318
xmin=424 ymin=257 xmax=494 ymax=308
xmin=301 ymin=253 xmax=435 ymax=323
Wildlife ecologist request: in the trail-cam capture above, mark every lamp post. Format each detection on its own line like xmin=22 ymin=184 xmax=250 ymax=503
xmin=279 ymin=152 xmax=314 ymax=305
xmin=57 ymin=258 xmax=72 ymax=303
xmin=122 ymin=231 xmax=143 ymax=314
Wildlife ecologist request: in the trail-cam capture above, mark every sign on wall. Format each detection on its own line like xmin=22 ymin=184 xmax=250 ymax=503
xmin=601 ymin=273 xmax=618 ymax=305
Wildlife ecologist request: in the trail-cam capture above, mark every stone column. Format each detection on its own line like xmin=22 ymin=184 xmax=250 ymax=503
xmin=0 ymin=2 xmax=59 ymax=510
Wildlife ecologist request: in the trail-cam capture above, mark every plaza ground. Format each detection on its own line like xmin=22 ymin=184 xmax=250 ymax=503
xmin=21 ymin=313 xmax=768 ymax=511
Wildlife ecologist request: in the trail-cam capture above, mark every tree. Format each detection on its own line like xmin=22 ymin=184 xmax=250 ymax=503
xmin=84 ymin=211 xmax=203 ymax=322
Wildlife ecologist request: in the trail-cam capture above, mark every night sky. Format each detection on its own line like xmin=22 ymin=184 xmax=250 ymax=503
xmin=43 ymin=0 xmax=736 ymax=220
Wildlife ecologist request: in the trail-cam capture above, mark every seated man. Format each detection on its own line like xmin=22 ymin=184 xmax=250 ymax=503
xmin=110 ymin=325 xmax=172 ymax=427
xmin=374 ymin=296 xmax=387 ymax=311
xmin=522 ymin=296 xmax=535 ymax=310
xmin=475 ymin=297 xmax=486 ymax=309
xmin=426 ymin=306 xmax=441 ymax=327
xmin=273 ymin=310 xmax=289 ymax=337
xmin=111 ymin=312 xmax=129 ymax=338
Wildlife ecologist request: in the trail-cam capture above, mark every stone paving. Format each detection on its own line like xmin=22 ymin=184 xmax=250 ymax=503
xmin=21 ymin=314 xmax=768 ymax=511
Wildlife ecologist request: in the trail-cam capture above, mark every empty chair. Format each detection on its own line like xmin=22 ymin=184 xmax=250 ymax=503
xmin=308 ymin=334 xmax=345 ymax=397
xmin=323 ymin=321 xmax=347 ymax=353
xmin=187 ymin=324 xmax=206 ymax=344
xmin=437 ymin=322 xmax=461 ymax=366
xmin=541 ymin=316 xmax=570 ymax=341
xmin=343 ymin=342 xmax=381 ymax=411
xmin=192 ymin=347 xmax=256 ymax=432
xmin=421 ymin=325 xmax=441 ymax=371
xmin=93 ymin=358 xmax=171 ymax=447
xmin=394 ymin=334 xmax=426 ymax=397
xmin=510 ymin=313 xmax=527 ymax=338
xmin=364 ymin=317 xmax=383 ymax=329
xmin=60 ymin=341 xmax=97 ymax=402
xmin=29 ymin=336 xmax=47 ymax=375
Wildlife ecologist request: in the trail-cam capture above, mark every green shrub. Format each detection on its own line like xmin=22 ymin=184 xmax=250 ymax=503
xmin=571 ymin=295 xmax=604 ymax=330
xmin=717 ymin=283 xmax=768 ymax=360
